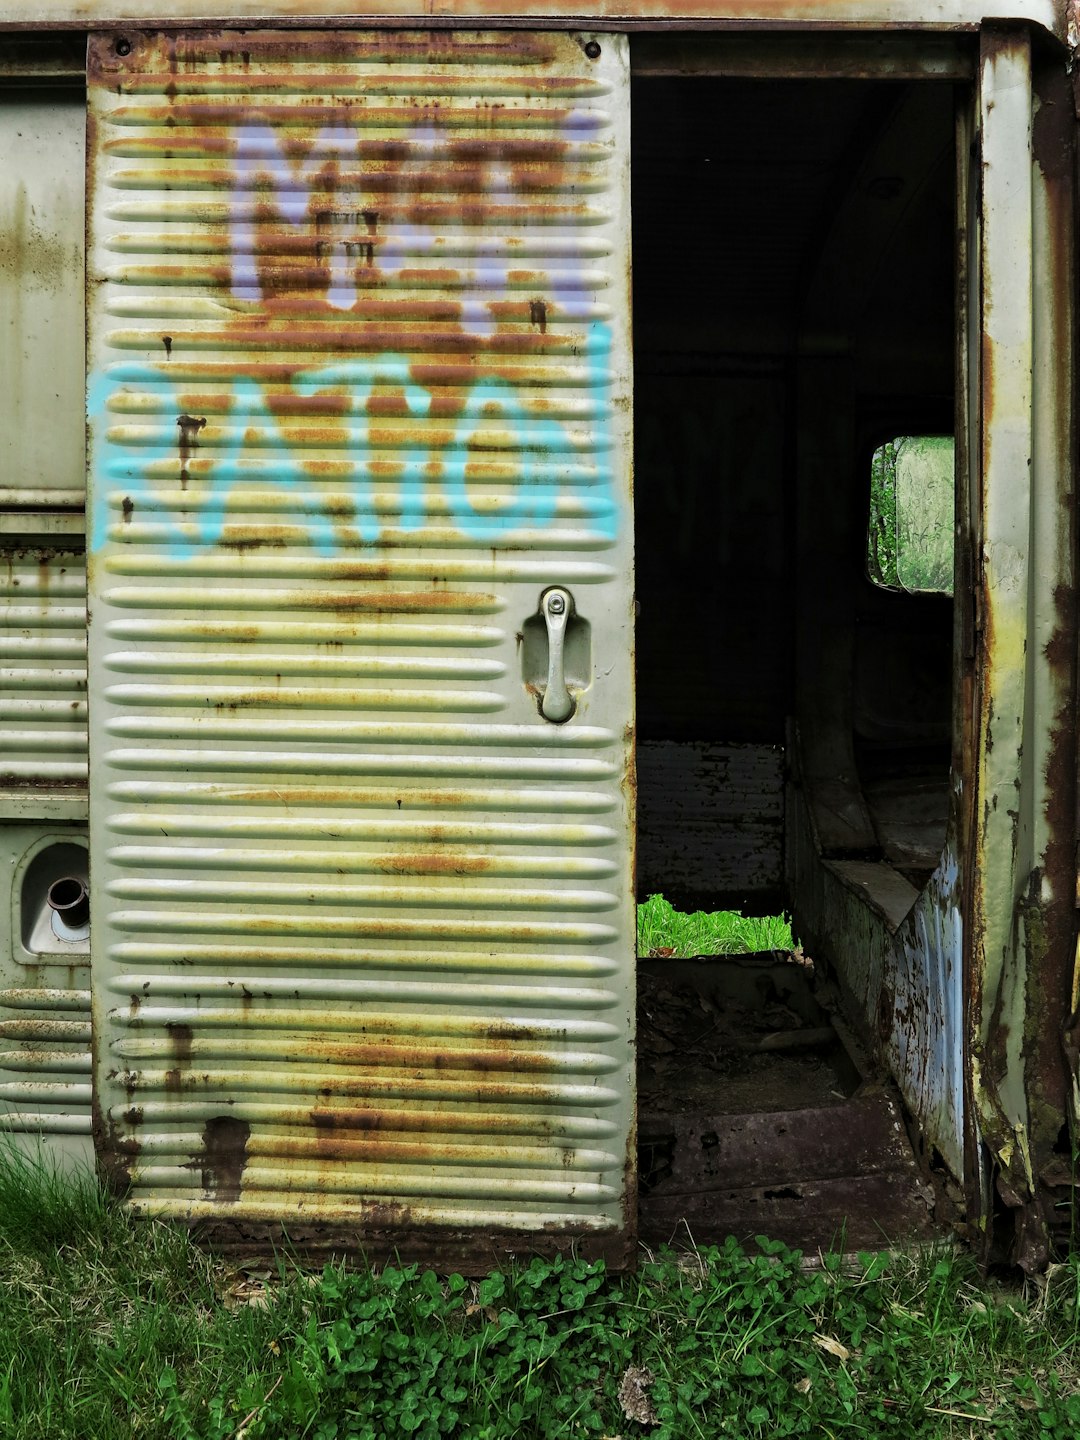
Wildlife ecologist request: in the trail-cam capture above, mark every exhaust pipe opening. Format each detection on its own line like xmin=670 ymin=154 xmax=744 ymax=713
xmin=47 ymin=876 xmax=90 ymax=930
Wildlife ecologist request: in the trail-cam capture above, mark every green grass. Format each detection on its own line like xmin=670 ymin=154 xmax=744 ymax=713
xmin=3 ymin=1140 xmax=1080 ymax=1439
xmin=638 ymin=893 xmax=795 ymax=957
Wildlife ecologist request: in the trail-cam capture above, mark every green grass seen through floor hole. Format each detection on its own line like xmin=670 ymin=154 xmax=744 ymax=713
xmin=638 ymin=892 xmax=795 ymax=957
xmin=3 ymin=1138 xmax=1080 ymax=1440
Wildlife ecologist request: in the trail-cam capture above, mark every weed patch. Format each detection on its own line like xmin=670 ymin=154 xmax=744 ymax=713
xmin=153 ymin=1241 xmax=1080 ymax=1440
xmin=3 ymin=1137 xmax=1080 ymax=1439
xmin=638 ymin=894 xmax=795 ymax=957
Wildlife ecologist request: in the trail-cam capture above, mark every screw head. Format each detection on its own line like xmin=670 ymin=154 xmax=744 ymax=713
xmin=547 ymin=593 xmax=566 ymax=615
xmin=584 ymin=40 xmax=601 ymax=60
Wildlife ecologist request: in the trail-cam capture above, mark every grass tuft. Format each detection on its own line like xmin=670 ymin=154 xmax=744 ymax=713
xmin=638 ymin=893 xmax=795 ymax=957
xmin=0 ymin=1134 xmax=110 ymax=1256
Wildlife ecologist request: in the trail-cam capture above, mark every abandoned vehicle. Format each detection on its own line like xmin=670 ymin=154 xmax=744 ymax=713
xmin=1 ymin=0 xmax=1079 ymax=1272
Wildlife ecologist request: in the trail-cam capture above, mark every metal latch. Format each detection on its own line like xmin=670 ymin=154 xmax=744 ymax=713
xmin=539 ymin=587 xmax=575 ymax=723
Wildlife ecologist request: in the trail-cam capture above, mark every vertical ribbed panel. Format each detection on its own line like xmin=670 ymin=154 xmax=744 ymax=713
xmin=87 ymin=31 xmax=634 ymax=1250
xmin=0 ymin=552 xmax=88 ymax=791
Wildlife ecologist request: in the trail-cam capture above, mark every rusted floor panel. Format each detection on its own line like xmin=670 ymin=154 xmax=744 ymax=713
xmin=188 ymin=1220 xmax=634 ymax=1275
xmin=637 ymin=956 xmax=948 ymax=1253
xmin=639 ymin=955 xmax=861 ymax=1113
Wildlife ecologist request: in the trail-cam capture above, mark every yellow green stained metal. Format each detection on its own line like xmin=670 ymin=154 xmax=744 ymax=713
xmin=85 ymin=29 xmax=636 ymax=1260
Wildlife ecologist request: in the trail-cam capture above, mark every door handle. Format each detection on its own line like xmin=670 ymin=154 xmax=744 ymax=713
xmin=539 ymin=587 xmax=575 ymax=723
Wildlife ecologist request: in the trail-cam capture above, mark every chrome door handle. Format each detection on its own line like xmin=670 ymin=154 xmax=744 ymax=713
xmin=539 ymin=587 xmax=575 ymax=722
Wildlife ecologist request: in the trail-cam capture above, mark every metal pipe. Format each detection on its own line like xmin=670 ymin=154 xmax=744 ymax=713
xmin=46 ymin=876 xmax=89 ymax=929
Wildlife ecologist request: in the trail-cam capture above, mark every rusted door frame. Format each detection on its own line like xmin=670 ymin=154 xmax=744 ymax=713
xmin=967 ymin=23 xmax=1077 ymax=1268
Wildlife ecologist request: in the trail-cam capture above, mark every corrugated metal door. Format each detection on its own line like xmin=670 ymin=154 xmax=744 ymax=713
xmin=86 ymin=29 xmax=634 ymax=1262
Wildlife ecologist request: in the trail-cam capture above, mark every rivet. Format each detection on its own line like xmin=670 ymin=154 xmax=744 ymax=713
xmin=584 ymin=40 xmax=602 ymax=60
xmin=116 ymin=37 xmax=132 ymax=56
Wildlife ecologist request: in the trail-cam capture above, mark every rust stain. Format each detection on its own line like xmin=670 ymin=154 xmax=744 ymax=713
xmin=1026 ymin=62 xmax=1077 ymax=1250
xmin=980 ymin=331 xmax=996 ymax=435
xmin=377 ymin=852 xmax=493 ymax=876
xmin=176 ymin=412 xmax=207 ymax=491
xmin=354 ymin=1199 xmax=413 ymax=1230
xmin=163 ymin=1022 xmax=193 ymax=1095
xmin=195 ymin=1115 xmax=251 ymax=1204
xmin=303 ymin=589 xmax=490 ymax=612
xmin=167 ymin=1021 xmax=194 ymax=1062
xmin=189 ymin=1215 xmax=629 ymax=1274
xmin=312 ymin=1105 xmax=386 ymax=1133
xmin=92 ymin=1101 xmax=135 ymax=1196
xmin=1032 ymin=90 xmax=1072 ymax=184
xmin=971 ymin=55 xmax=1079 ymax=1266
xmin=217 ymin=524 xmax=291 ymax=551
xmin=176 ymin=322 xmax=565 ymax=357
xmin=291 ymin=1035 xmax=552 ymax=1071
xmin=121 ymin=496 xmax=134 ymax=524
xmin=484 ymin=1020 xmax=541 ymax=1042
xmin=361 ymin=207 xmax=378 ymax=267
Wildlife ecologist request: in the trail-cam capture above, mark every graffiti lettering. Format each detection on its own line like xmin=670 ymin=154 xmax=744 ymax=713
xmin=230 ymin=123 xmax=359 ymax=309
xmin=89 ymin=345 xmax=617 ymax=557
xmin=90 ymin=117 xmax=619 ymax=557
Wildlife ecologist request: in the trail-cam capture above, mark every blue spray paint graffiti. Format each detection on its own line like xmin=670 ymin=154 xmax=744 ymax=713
xmin=89 ymin=338 xmax=617 ymax=557
xmin=89 ymin=118 xmax=619 ymax=557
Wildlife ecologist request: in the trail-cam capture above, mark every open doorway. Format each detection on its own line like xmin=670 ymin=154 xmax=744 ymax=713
xmin=630 ymin=61 xmax=960 ymax=1248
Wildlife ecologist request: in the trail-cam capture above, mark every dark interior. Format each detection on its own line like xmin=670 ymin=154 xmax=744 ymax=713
xmin=629 ymin=72 xmax=959 ymax=1244
xmin=632 ymin=74 xmax=956 ymax=915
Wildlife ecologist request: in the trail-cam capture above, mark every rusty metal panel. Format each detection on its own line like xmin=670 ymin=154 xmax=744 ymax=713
xmin=86 ymin=29 xmax=634 ymax=1257
xmin=0 ymin=551 xmax=88 ymax=816
xmin=969 ymin=28 xmax=1037 ymax=1248
xmin=1023 ymin=46 xmax=1077 ymax=1254
xmin=966 ymin=31 xmax=1078 ymax=1267
xmin=0 ymin=3 xmax=1069 ymax=40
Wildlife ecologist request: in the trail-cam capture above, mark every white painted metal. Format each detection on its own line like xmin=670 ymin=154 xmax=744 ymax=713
xmin=0 ymin=89 xmax=85 ymax=505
